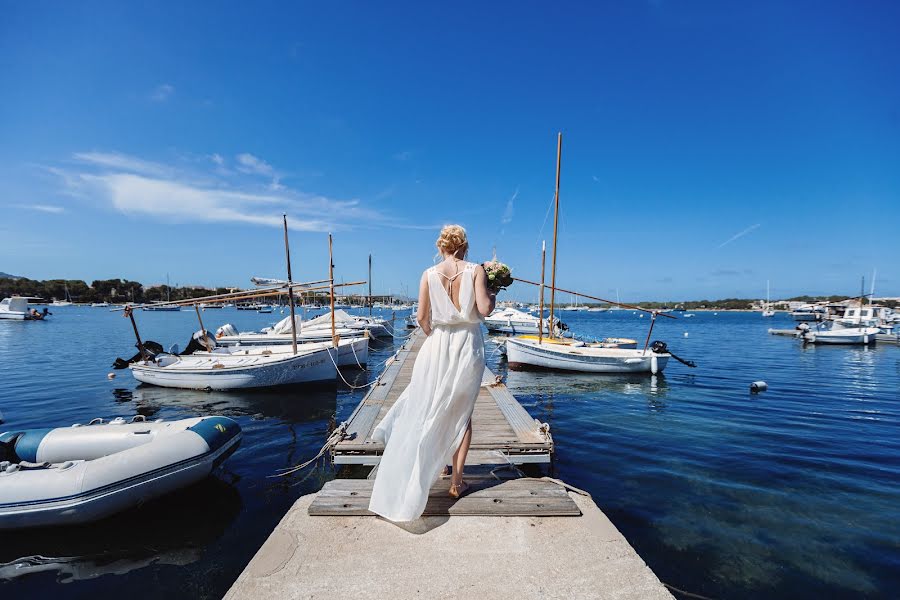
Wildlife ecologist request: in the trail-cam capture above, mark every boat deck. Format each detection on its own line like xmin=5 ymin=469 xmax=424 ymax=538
xmin=332 ymin=329 xmax=553 ymax=466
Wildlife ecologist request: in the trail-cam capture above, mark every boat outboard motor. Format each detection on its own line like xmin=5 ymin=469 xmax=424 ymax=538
xmin=0 ymin=432 xmax=22 ymax=462
xmin=216 ymin=323 xmax=238 ymax=338
xmin=650 ymin=340 xmax=697 ymax=368
xmin=112 ymin=340 xmax=165 ymax=369
xmin=180 ymin=330 xmax=217 ymax=355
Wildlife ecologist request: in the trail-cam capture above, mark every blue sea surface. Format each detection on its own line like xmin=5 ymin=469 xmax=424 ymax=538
xmin=0 ymin=307 xmax=898 ymax=599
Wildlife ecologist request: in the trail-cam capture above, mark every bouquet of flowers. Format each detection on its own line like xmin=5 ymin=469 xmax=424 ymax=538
xmin=483 ymin=258 xmax=513 ymax=294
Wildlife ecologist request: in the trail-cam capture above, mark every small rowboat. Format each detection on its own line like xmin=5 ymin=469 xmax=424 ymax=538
xmin=0 ymin=416 xmax=241 ymax=529
xmin=130 ymin=344 xmax=337 ymax=390
xmin=505 ymin=337 xmax=670 ymax=374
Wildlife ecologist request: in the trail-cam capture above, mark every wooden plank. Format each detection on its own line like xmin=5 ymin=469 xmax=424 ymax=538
xmin=334 ymin=328 xmax=552 ymax=465
xmin=308 ymin=478 xmax=581 ymax=517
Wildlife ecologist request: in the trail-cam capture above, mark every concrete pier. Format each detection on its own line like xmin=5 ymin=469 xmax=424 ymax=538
xmin=225 ymin=486 xmax=673 ymax=600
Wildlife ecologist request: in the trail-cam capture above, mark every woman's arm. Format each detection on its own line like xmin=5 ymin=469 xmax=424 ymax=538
xmin=473 ymin=265 xmax=496 ymax=317
xmin=416 ymin=270 xmax=432 ymax=335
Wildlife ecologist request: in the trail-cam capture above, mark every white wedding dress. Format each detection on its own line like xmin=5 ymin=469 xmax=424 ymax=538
xmin=369 ymin=262 xmax=485 ymax=521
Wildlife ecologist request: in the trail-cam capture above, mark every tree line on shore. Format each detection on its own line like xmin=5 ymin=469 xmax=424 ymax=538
xmin=3 ymin=275 xmax=896 ymax=309
xmin=0 ymin=277 xmax=234 ymax=304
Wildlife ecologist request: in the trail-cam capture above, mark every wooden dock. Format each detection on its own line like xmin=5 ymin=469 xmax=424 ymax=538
xmin=308 ymin=476 xmax=581 ymax=517
xmin=333 ymin=329 xmax=553 ymax=466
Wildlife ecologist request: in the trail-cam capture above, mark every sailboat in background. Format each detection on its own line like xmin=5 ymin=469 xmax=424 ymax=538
xmin=762 ymin=280 xmax=775 ymax=317
xmin=50 ymin=284 xmax=73 ymax=307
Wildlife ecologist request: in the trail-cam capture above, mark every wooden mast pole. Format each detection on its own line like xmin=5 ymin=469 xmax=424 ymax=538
xmin=124 ymin=306 xmax=149 ymax=361
xmin=329 ymin=233 xmax=338 ymax=347
xmin=193 ymin=304 xmax=213 ymax=351
xmin=548 ymin=132 xmax=562 ymax=339
xmin=539 ymin=240 xmax=546 ymax=344
xmin=283 ymin=214 xmax=298 ymax=355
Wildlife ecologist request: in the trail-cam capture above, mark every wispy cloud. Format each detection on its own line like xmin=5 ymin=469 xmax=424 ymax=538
xmin=49 ymin=150 xmax=412 ymax=232
xmin=73 ymin=152 xmax=170 ymax=177
xmin=393 ymin=151 xmax=412 ymax=161
xmin=150 ymin=83 xmax=175 ymax=102
xmin=502 ymin=187 xmax=518 ymax=225
xmin=717 ymin=223 xmax=761 ymax=248
xmin=236 ymin=153 xmax=283 ymax=190
xmin=13 ymin=204 xmax=65 ymax=214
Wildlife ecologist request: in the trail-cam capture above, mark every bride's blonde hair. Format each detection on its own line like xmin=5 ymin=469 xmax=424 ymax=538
xmin=436 ymin=224 xmax=468 ymax=258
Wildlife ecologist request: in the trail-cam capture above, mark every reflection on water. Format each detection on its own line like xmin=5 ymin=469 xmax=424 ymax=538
xmin=114 ymin=384 xmax=339 ymax=423
xmin=0 ymin=477 xmax=242 ymax=585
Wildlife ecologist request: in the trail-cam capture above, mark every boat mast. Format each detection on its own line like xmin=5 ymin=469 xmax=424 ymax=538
xmin=283 ymin=215 xmax=299 ymax=355
xmin=329 ymin=234 xmax=338 ymax=346
xmin=548 ymin=132 xmax=562 ymax=339
xmin=368 ymin=253 xmax=373 ymax=316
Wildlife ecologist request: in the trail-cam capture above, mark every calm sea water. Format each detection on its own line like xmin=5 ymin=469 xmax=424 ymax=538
xmin=1 ymin=307 xmax=898 ymax=599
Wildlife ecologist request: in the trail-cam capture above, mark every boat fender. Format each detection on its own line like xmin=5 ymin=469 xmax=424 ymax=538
xmin=750 ymin=381 xmax=768 ymax=393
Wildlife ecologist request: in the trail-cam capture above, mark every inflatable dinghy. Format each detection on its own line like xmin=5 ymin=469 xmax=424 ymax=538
xmin=0 ymin=415 xmax=241 ymax=529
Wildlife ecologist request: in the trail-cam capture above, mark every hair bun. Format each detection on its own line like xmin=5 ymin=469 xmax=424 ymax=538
xmin=436 ymin=224 xmax=468 ymax=256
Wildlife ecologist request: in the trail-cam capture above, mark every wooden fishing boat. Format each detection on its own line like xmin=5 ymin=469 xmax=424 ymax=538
xmin=506 ymin=337 xmax=670 ymax=374
xmin=130 ymin=345 xmax=337 ymax=390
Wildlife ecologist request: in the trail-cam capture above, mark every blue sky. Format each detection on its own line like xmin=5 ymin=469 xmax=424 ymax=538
xmin=1 ymin=1 xmax=898 ymax=301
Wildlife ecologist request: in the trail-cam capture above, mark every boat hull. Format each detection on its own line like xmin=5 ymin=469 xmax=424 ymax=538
xmin=0 ymin=417 xmax=241 ymax=529
xmin=803 ymin=328 xmax=879 ymax=345
xmin=130 ymin=348 xmax=337 ymax=390
xmin=222 ymin=338 xmax=368 ymax=369
xmin=506 ymin=338 xmax=669 ymax=374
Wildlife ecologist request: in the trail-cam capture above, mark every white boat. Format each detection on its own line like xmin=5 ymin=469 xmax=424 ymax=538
xmin=791 ymin=304 xmax=825 ymax=322
xmin=0 ymin=415 xmax=241 ymax=529
xmin=130 ymin=344 xmax=338 ymax=390
xmin=505 ymin=337 xmax=670 ymax=374
xmin=90 ymin=302 xmax=109 ymax=308
xmin=586 ymin=307 xmax=608 ymax=312
xmin=406 ymin=312 xmax=418 ymax=328
xmin=301 ymin=310 xmax=392 ymax=339
xmin=213 ymin=337 xmax=368 ymax=369
xmin=50 ymin=285 xmax=73 ymax=307
xmin=801 ymin=325 xmax=880 ymax=345
xmin=215 ymin=323 xmax=362 ymax=346
xmin=836 ymin=306 xmax=895 ymax=332
xmin=1 ymin=297 xmax=46 ymax=320
xmin=762 ymin=281 xmax=775 ymax=317
xmin=485 ymin=307 xmax=558 ymax=335
xmin=143 ymin=304 xmax=181 ymax=312
xmin=199 ymin=303 xmax=223 ymax=309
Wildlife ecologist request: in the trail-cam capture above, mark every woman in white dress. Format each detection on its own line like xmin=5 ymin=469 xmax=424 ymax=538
xmin=369 ymin=225 xmax=496 ymax=522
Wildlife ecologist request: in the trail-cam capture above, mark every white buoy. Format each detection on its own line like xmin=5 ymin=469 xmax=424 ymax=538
xmin=750 ymin=381 xmax=767 ymax=393
xmin=684 ymin=332 xmax=689 ymax=337
xmin=107 ymin=372 xmax=116 ymax=379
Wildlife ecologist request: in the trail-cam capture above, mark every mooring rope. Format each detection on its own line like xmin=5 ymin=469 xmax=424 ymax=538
xmin=272 ymin=421 xmax=349 ymax=477
xmin=325 ymin=346 xmax=379 ymax=390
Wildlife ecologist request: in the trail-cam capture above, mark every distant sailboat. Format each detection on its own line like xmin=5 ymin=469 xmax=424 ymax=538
xmin=50 ymin=284 xmax=73 ymax=307
xmin=762 ymin=281 xmax=775 ymax=317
